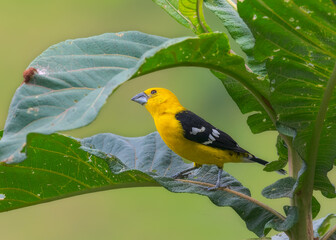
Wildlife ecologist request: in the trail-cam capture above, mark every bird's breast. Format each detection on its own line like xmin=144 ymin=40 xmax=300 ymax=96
xmin=153 ymin=114 xmax=242 ymax=167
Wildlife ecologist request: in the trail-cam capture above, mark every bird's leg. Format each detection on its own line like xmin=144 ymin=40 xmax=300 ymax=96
xmin=172 ymin=166 xmax=198 ymax=179
xmin=207 ymin=167 xmax=225 ymax=191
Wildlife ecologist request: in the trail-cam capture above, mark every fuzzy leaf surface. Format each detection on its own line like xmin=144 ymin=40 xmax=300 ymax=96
xmin=0 ymin=32 xmax=168 ymax=163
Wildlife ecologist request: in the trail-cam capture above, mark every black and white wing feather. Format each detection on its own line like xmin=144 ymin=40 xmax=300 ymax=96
xmin=175 ymin=110 xmax=249 ymax=154
xmin=175 ymin=110 xmax=287 ymax=174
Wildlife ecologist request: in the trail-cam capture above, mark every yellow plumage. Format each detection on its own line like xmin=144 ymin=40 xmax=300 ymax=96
xmin=131 ymin=87 xmax=285 ymax=189
xmin=137 ymin=88 xmax=244 ymax=165
xmin=153 ymin=108 xmax=243 ymax=167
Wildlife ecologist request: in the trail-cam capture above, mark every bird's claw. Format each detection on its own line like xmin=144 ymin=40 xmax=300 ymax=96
xmin=207 ymin=186 xmax=219 ymax=191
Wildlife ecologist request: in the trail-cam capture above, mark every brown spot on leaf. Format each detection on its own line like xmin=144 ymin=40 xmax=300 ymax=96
xmin=23 ymin=67 xmax=37 ymax=84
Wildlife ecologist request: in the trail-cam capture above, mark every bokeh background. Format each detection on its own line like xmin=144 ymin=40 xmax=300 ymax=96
xmin=0 ymin=1 xmax=335 ymax=239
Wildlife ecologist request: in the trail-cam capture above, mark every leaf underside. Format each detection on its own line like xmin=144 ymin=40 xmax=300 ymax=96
xmin=0 ymin=32 xmax=169 ymax=163
xmin=0 ymin=132 xmax=296 ymax=237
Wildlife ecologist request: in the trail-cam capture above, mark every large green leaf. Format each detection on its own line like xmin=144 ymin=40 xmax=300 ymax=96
xmin=0 ymin=133 xmax=157 ymax=212
xmin=0 ymin=132 xmax=296 ymax=237
xmin=239 ymin=0 xmax=336 ymax=197
xmin=152 ymin=0 xmax=211 ymax=34
xmin=0 ymin=32 xmax=169 ymax=163
xmin=0 ymin=32 xmax=270 ymax=164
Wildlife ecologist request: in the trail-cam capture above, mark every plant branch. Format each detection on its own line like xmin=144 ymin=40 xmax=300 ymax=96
xmin=177 ymin=179 xmax=286 ymax=221
xmin=321 ymin=224 xmax=336 ymax=240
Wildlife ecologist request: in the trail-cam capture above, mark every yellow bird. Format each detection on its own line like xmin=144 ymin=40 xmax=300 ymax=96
xmin=131 ymin=88 xmax=285 ymax=190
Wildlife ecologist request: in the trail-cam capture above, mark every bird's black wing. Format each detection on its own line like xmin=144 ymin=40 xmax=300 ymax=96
xmin=175 ymin=110 xmax=249 ymax=154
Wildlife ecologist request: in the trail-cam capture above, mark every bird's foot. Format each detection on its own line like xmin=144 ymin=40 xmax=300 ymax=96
xmin=207 ymin=182 xmax=231 ymax=191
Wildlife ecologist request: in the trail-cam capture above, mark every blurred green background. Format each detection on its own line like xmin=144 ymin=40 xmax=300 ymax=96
xmin=0 ymin=1 xmax=335 ymax=239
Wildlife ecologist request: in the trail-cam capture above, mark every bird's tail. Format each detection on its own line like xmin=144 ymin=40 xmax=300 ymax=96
xmin=245 ymin=155 xmax=287 ymax=175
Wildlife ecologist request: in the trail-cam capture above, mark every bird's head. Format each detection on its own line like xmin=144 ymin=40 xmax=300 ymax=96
xmin=131 ymin=88 xmax=184 ymax=116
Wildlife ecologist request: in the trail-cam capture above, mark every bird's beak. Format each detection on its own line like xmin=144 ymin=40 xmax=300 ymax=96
xmin=131 ymin=92 xmax=149 ymax=105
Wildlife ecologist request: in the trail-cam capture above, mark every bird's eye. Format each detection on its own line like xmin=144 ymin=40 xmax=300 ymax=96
xmin=151 ymin=90 xmax=157 ymax=94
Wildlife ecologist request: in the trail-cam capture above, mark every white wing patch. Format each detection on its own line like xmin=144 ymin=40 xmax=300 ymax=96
xmin=208 ymin=134 xmax=215 ymax=141
xmin=202 ymin=139 xmax=213 ymax=145
xmin=190 ymin=126 xmax=206 ymax=135
xmin=202 ymin=128 xmax=220 ymax=145
xmin=212 ymin=129 xmax=220 ymax=138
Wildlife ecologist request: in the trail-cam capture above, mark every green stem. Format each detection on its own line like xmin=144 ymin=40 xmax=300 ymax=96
xmin=196 ymin=0 xmax=209 ymax=33
xmin=292 ymin=62 xmax=336 ymax=240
